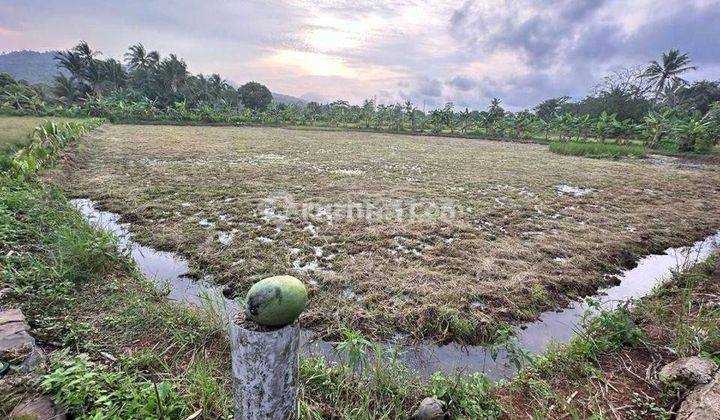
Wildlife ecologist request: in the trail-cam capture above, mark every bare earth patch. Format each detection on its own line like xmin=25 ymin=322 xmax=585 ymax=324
xmin=48 ymin=124 xmax=720 ymax=343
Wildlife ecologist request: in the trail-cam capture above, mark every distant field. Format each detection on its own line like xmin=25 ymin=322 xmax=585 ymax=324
xmin=49 ymin=124 xmax=720 ymax=343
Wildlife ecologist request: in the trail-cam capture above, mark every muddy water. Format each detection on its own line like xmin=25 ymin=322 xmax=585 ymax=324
xmin=71 ymin=198 xmax=720 ymax=380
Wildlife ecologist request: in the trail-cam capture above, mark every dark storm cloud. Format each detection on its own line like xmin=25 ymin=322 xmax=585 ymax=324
xmin=441 ymin=0 xmax=720 ymax=110
xmin=448 ymin=76 xmax=476 ymax=91
xmin=449 ymin=0 xmax=608 ymax=65
xmin=417 ymin=78 xmax=442 ymax=97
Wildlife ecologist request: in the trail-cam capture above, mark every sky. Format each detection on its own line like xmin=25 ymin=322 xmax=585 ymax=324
xmin=1 ymin=0 xmax=719 ymax=110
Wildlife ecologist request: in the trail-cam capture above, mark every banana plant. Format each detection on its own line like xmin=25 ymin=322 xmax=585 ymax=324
xmin=594 ymin=111 xmax=617 ymax=144
xmin=673 ymin=118 xmax=707 ymax=152
xmin=700 ymin=102 xmax=720 ymax=147
xmin=612 ymin=118 xmax=636 ymax=145
xmin=556 ymin=113 xmax=576 ymax=142
xmin=642 ymin=110 xmax=672 ymax=148
xmin=511 ymin=113 xmax=533 ymax=140
xmin=574 ymin=114 xmax=592 ymax=141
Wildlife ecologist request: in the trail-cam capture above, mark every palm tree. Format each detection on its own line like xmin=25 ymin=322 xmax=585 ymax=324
xmin=488 ymin=98 xmax=504 ymax=120
xmin=124 ymin=43 xmax=160 ymax=71
xmin=101 ymin=59 xmax=127 ymax=91
xmin=54 ymin=50 xmax=85 ymax=80
xmin=403 ymin=101 xmax=417 ymax=131
xmin=52 ymin=74 xmax=80 ymax=105
xmin=157 ymin=54 xmax=188 ymax=94
xmin=54 ymin=41 xmax=109 ymax=97
xmin=643 ymin=49 xmax=697 ymax=101
xmin=73 ymin=41 xmax=100 ymax=61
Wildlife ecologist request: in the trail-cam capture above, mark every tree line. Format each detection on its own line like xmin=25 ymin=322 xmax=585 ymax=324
xmin=1 ymin=42 xmax=719 ymax=153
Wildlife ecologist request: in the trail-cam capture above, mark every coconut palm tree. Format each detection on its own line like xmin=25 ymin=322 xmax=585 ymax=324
xmin=125 ymin=43 xmax=160 ymax=71
xmin=52 ymin=74 xmax=81 ymax=105
xmin=156 ymin=54 xmax=188 ymax=96
xmin=73 ymin=41 xmax=100 ymax=61
xmin=101 ymin=59 xmax=127 ymax=91
xmin=643 ymin=49 xmax=697 ymax=101
xmin=487 ymin=98 xmax=504 ymax=122
xmin=54 ymin=50 xmax=85 ymax=80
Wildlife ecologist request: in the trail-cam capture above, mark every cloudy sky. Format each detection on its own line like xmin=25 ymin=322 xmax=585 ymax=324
xmin=1 ymin=0 xmax=719 ymax=110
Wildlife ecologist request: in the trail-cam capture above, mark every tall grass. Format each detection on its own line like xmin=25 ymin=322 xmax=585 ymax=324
xmin=549 ymin=141 xmax=646 ymax=159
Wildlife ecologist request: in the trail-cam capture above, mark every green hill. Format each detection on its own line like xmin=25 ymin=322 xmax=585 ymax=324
xmin=0 ymin=50 xmax=64 ymax=84
xmin=0 ymin=50 xmax=306 ymax=105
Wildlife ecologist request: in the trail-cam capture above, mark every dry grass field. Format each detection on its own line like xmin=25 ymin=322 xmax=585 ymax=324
xmin=49 ymin=124 xmax=720 ymax=343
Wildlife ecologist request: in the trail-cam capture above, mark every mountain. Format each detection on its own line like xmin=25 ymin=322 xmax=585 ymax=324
xmin=0 ymin=50 xmax=307 ymax=104
xmin=0 ymin=50 xmax=64 ymax=84
xmin=271 ymin=92 xmax=306 ymax=105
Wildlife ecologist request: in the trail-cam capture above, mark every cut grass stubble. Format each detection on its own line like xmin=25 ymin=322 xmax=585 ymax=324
xmin=47 ymin=124 xmax=720 ymax=344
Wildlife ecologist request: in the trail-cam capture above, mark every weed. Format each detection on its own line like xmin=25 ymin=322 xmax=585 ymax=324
xmin=41 ymin=353 xmax=184 ymax=419
xmin=628 ymin=393 xmax=672 ymax=420
xmin=488 ymin=325 xmax=532 ymax=371
xmin=430 ymin=372 xmax=503 ymax=419
xmin=436 ymin=307 xmax=478 ymax=343
xmin=578 ymin=299 xmax=644 ymax=355
xmin=183 ymin=354 xmax=232 ymax=418
xmin=335 ymin=327 xmax=375 ymax=372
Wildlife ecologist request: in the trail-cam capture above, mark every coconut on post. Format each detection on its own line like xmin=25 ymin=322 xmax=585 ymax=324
xmin=229 ymin=275 xmax=308 ymax=420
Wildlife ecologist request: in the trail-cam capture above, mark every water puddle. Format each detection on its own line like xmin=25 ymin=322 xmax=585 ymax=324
xmin=71 ymin=198 xmax=719 ymax=380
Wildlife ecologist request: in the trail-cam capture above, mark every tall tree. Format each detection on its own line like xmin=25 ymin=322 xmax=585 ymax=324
xmin=677 ymin=80 xmax=720 ymax=114
xmin=533 ymin=96 xmax=570 ymax=121
xmin=238 ymin=81 xmax=272 ymax=111
xmin=156 ymin=54 xmax=188 ymax=96
xmin=52 ymin=74 xmax=80 ymax=105
xmin=487 ymin=98 xmax=505 ymax=123
xmin=643 ymin=49 xmax=697 ymax=101
xmin=124 ymin=43 xmax=160 ymax=71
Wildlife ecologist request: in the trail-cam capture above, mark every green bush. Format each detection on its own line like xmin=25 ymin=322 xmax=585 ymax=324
xmin=549 ymin=141 xmax=646 ymax=159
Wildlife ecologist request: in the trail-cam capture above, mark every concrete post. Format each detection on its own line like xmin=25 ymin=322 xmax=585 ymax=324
xmin=229 ymin=316 xmax=300 ymax=420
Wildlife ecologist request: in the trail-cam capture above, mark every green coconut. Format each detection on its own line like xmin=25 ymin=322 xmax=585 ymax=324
xmin=245 ymin=275 xmax=308 ymax=327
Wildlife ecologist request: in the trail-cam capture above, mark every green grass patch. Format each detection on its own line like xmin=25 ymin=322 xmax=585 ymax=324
xmin=549 ymin=141 xmax=647 ymax=159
